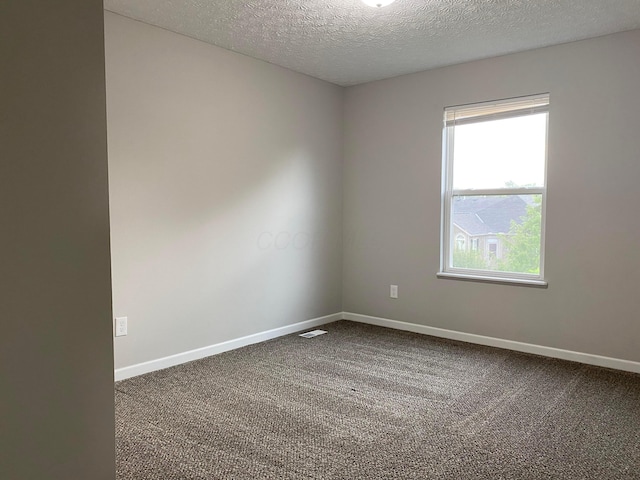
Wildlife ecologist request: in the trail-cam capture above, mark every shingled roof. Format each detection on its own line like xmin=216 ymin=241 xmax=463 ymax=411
xmin=453 ymin=196 xmax=529 ymax=236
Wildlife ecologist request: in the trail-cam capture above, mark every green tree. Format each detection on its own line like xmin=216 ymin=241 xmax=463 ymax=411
xmin=453 ymin=248 xmax=488 ymax=269
xmin=499 ymin=198 xmax=542 ymax=274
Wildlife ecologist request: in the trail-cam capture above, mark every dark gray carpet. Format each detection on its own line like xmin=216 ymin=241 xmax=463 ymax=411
xmin=115 ymin=320 xmax=640 ymax=479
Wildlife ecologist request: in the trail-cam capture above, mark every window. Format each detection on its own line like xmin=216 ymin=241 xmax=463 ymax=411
xmin=488 ymin=239 xmax=498 ymax=256
xmin=439 ymin=94 xmax=549 ymax=286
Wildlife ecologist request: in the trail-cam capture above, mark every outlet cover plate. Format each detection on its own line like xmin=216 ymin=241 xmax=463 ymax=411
xmin=115 ymin=316 xmax=128 ymax=337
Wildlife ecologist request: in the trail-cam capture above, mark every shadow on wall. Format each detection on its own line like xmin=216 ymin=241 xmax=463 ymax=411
xmin=105 ymin=11 xmax=343 ymax=368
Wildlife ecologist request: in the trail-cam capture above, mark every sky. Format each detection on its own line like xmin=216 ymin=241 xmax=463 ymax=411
xmin=452 ymin=113 xmax=547 ymax=190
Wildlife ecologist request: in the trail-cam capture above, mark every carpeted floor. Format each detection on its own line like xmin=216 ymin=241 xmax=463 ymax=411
xmin=115 ymin=321 xmax=640 ymax=479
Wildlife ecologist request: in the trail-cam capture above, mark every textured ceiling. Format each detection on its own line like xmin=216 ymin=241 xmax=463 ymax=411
xmin=104 ymin=0 xmax=640 ymax=86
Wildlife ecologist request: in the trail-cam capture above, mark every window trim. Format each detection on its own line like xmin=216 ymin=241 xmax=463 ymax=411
xmin=436 ymin=271 xmax=548 ymax=288
xmin=439 ymin=94 xmax=549 ymax=287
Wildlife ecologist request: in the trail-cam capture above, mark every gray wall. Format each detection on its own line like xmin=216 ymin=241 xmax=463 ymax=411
xmin=105 ymin=13 xmax=344 ymax=369
xmin=0 ymin=2 xmax=115 ymax=479
xmin=343 ymin=30 xmax=640 ymax=363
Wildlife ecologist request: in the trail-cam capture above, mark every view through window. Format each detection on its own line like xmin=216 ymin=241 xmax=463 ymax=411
xmin=440 ymin=94 xmax=549 ymax=283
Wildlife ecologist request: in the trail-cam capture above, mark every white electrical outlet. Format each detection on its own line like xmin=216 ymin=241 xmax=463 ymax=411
xmin=115 ymin=316 xmax=128 ymax=337
xmin=390 ymin=285 xmax=398 ymax=299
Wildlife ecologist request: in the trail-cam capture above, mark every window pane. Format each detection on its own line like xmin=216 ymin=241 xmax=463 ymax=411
xmin=451 ymin=194 xmax=542 ymax=275
xmin=452 ymin=113 xmax=547 ymax=190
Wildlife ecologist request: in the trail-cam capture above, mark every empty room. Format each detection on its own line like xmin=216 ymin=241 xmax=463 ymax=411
xmin=3 ymin=1 xmax=640 ymax=479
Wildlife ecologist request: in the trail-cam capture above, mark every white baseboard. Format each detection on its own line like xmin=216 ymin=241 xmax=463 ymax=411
xmin=115 ymin=311 xmax=640 ymax=381
xmin=343 ymin=312 xmax=640 ymax=374
xmin=114 ymin=312 xmax=342 ymax=381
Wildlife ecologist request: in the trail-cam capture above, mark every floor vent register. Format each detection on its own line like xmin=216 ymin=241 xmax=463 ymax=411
xmin=299 ymin=330 xmax=328 ymax=339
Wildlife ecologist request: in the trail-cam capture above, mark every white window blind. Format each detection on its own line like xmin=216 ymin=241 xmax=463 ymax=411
xmin=445 ymin=94 xmax=549 ymax=127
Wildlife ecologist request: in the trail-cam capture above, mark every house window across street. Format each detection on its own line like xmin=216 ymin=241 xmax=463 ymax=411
xmin=438 ymin=94 xmax=549 ymax=286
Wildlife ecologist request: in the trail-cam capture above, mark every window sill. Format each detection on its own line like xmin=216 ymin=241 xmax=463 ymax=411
xmin=437 ymin=272 xmax=548 ymax=288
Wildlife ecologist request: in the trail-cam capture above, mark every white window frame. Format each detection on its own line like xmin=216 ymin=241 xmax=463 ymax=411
xmin=438 ymin=94 xmax=549 ymax=287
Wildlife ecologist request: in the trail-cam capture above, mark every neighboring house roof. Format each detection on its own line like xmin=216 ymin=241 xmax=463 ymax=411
xmin=453 ymin=196 xmax=529 ymax=236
